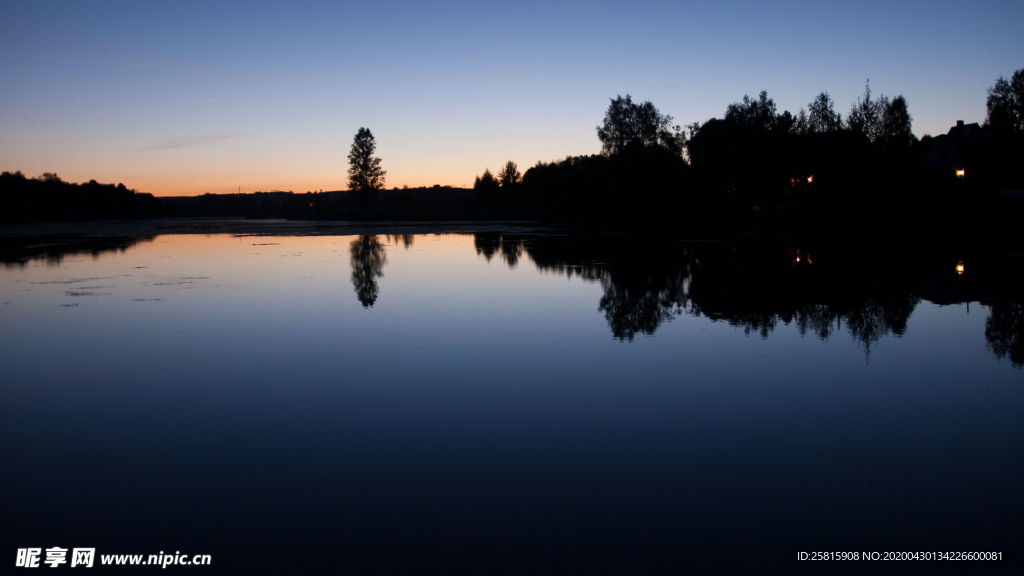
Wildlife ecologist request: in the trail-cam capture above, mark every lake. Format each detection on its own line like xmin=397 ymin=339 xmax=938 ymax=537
xmin=1 ymin=222 xmax=1021 ymax=574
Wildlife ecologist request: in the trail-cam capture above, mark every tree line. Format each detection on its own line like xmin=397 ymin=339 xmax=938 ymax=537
xmin=3 ymin=68 xmax=1022 ymax=225
xmin=0 ymin=171 xmax=161 ymax=222
xmin=504 ymin=69 xmax=1023 ymax=229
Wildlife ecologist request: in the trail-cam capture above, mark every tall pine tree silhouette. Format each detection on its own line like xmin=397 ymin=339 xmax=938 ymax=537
xmin=347 ymin=127 xmax=386 ymax=201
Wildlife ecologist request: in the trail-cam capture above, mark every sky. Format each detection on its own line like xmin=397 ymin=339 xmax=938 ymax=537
xmin=1 ymin=1 xmax=1022 ymax=196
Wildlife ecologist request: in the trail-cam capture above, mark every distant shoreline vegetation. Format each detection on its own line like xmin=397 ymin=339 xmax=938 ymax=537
xmin=0 ymin=172 xmax=162 ymax=222
xmin=3 ymin=69 xmax=1023 ymax=230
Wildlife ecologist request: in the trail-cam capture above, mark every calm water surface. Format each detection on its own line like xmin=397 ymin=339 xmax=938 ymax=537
xmin=1 ymin=229 xmax=1021 ymax=573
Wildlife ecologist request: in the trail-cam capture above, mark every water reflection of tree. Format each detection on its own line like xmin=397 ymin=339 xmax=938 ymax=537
xmin=349 ymin=235 xmax=387 ymax=307
xmin=1 ymin=236 xmax=155 ymax=268
xmin=513 ymin=233 xmax=932 ymax=351
xmin=793 ymin=304 xmax=840 ymax=340
xmin=473 ymin=231 xmax=1024 ymax=365
xmin=986 ymin=302 xmax=1024 ymax=367
xmin=474 ymin=233 xmax=524 ymax=268
xmin=521 ymin=234 xmax=691 ymax=340
xmin=598 ymin=272 xmax=687 ymax=340
xmin=385 ymin=234 xmax=414 ymax=249
xmin=688 ymin=272 xmax=919 ymax=356
xmin=842 ymin=295 xmax=918 ymax=356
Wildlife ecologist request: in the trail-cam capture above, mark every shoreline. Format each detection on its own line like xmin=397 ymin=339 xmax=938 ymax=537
xmin=0 ymin=218 xmax=552 ymax=239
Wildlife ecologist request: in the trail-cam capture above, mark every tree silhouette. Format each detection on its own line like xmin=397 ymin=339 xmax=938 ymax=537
xmin=497 ymin=161 xmax=522 ymax=187
xmin=986 ymin=69 xmax=1024 ymax=132
xmin=879 ymin=95 xmax=913 ymax=147
xmin=347 ymin=128 xmax=386 ymax=201
xmin=349 ymin=235 xmax=387 ymax=307
xmin=776 ymin=110 xmax=797 ymax=134
xmin=597 ymin=95 xmax=683 ymax=155
xmin=847 ymin=82 xmax=884 ymax=142
xmin=793 ymin=108 xmax=809 ymax=134
xmin=473 ymin=168 xmax=500 ymax=195
xmin=806 ymin=92 xmax=843 ymax=133
xmin=724 ymin=91 xmax=780 ymax=132
xmin=846 ymin=83 xmax=913 ymax=147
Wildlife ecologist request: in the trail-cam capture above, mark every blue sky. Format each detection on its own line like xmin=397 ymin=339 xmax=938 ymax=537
xmin=1 ymin=0 xmax=1021 ymax=195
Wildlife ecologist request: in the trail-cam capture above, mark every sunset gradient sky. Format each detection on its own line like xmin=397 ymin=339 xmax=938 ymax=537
xmin=2 ymin=0 xmax=1022 ymax=196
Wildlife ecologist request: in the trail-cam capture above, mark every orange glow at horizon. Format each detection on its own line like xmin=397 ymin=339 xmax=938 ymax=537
xmin=139 ymin=175 xmax=478 ymax=197
xmin=27 ymin=165 xmax=507 ymax=197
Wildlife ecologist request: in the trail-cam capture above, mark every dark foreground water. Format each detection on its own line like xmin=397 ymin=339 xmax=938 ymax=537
xmin=1 ymin=224 xmax=1022 ymax=574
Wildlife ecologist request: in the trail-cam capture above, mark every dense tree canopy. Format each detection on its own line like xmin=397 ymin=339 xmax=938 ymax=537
xmin=986 ymin=69 xmax=1024 ymax=133
xmin=597 ymin=95 xmax=684 ymax=155
xmin=724 ymin=91 xmax=781 ymax=133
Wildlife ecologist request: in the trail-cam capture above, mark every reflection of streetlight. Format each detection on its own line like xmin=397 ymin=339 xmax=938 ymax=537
xmin=956 ymin=261 xmax=964 ymax=275
xmin=956 ymin=169 xmax=965 ymax=178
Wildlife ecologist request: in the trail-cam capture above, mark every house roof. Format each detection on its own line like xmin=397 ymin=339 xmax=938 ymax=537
xmin=947 ymin=120 xmax=981 ymax=138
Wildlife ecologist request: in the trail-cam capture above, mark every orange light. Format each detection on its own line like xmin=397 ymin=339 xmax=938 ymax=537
xmin=956 ymin=169 xmax=965 ymax=178
xmin=807 ymin=175 xmax=813 ymax=183
xmin=956 ymin=262 xmax=964 ymax=274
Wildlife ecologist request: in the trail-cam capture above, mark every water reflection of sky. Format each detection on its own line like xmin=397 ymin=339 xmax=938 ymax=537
xmin=1 ymin=233 xmax=1021 ymax=573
